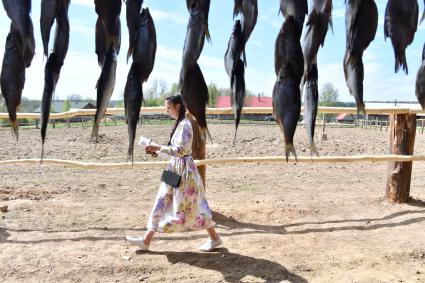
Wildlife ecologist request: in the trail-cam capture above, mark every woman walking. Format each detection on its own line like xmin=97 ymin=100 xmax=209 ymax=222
xmin=126 ymin=94 xmax=222 ymax=252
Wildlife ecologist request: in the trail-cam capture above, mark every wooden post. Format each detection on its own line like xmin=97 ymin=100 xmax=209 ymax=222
xmin=386 ymin=114 xmax=416 ymax=203
xmin=187 ymin=114 xmax=206 ymax=188
xmin=421 ymin=120 xmax=424 ymax=134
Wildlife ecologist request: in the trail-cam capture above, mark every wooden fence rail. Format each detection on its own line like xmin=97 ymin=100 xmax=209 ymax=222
xmin=1 ymin=155 xmax=425 ymax=169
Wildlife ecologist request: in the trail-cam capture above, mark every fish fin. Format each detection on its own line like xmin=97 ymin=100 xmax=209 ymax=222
xmin=285 ymin=144 xmax=298 ymax=163
xmin=126 ymin=47 xmax=133 ymax=64
xmin=421 ymin=10 xmax=425 ymax=24
xmin=233 ymin=0 xmax=243 ymax=19
xmin=205 ymin=25 xmax=212 ymax=43
xmin=300 ymin=75 xmax=306 ymax=94
xmin=329 ymin=17 xmax=334 ymax=34
xmin=242 ymin=49 xmax=247 ymax=67
xmin=230 ymin=71 xmax=235 ymax=89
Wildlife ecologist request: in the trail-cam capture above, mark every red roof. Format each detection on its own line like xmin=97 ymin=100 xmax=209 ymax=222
xmin=215 ymin=96 xmax=272 ymax=108
xmin=336 ymin=113 xmax=347 ymax=120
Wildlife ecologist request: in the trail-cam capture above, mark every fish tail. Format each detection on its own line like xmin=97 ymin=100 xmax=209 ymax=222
xmin=285 ymin=144 xmax=298 ymax=163
xmin=232 ymin=128 xmax=238 ymax=146
xmin=395 ymin=51 xmax=408 ymax=75
xmin=126 ymin=47 xmax=133 ymax=64
xmin=242 ymin=49 xmax=247 ymax=67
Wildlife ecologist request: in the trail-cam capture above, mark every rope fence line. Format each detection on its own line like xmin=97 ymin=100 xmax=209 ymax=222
xmin=1 ymin=106 xmax=425 ymax=120
xmin=1 ymin=155 xmax=425 ymax=169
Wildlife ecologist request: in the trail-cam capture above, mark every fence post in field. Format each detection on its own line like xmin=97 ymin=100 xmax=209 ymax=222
xmin=386 ymin=114 xmax=416 ymax=203
xmin=187 ymin=113 xmax=206 ymax=188
xmin=421 ymin=120 xmax=424 ymax=134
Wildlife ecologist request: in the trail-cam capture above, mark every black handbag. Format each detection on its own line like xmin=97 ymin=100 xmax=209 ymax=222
xmin=161 ymin=170 xmax=181 ymax=187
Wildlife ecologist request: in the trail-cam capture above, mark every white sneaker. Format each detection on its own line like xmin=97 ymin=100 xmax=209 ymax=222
xmin=198 ymin=237 xmax=223 ymax=252
xmin=126 ymin=236 xmax=149 ymax=250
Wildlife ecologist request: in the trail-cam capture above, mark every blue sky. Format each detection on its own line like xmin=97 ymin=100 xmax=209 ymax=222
xmin=0 ymin=0 xmax=424 ymax=103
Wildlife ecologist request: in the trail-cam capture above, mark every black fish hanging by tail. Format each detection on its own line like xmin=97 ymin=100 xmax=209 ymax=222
xmin=179 ymin=0 xmax=208 ymax=87
xmin=231 ymin=59 xmax=246 ymax=144
xmin=272 ymin=66 xmax=301 ymax=162
xmin=91 ymin=45 xmax=118 ymax=143
xmin=344 ymin=0 xmax=377 ymax=114
xmin=384 ymin=0 xmax=418 ymax=74
xmin=124 ymin=64 xmax=143 ymax=164
xmin=301 ymin=0 xmax=333 ymax=86
xmin=181 ymin=63 xmax=211 ymax=141
xmin=132 ymin=7 xmax=157 ymax=83
xmin=0 ymin=27 xmax=26 ymax=140
xmin=303 ymin=62 xmax=319 ymax=157
xmin=40 ymin=0 xmax=70 ymax=161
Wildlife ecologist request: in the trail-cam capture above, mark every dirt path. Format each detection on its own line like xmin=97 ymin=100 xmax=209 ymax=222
xmin=1 ymin=123 xmax=425 ymax=282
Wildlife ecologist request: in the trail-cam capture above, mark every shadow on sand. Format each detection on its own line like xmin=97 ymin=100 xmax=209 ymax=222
xmin=141 ymin=248 xmax=308 ymax=283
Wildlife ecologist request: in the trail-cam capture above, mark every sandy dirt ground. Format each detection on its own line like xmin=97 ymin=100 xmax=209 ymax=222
xmin=1 ymin=121 xmax=425 ymax=282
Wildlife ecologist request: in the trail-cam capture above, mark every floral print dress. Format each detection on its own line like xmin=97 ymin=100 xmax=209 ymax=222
xmin=147 ymin=118 xmax=214 ymax=233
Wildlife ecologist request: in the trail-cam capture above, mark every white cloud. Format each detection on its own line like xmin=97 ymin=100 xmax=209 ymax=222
xmin=72 ymin=0 xmax=93 ymax=8
xmin=333 ymin=9 xmax=345 ymax=18
xmin=149 ymin=8 xmax=187 ymax=25
xmin=71 ymin=20 xmax=95 ymax=36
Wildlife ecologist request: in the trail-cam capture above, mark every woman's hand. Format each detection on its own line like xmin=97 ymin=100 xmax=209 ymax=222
xmin=145 ymin=145 xmax=161 ymax=154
